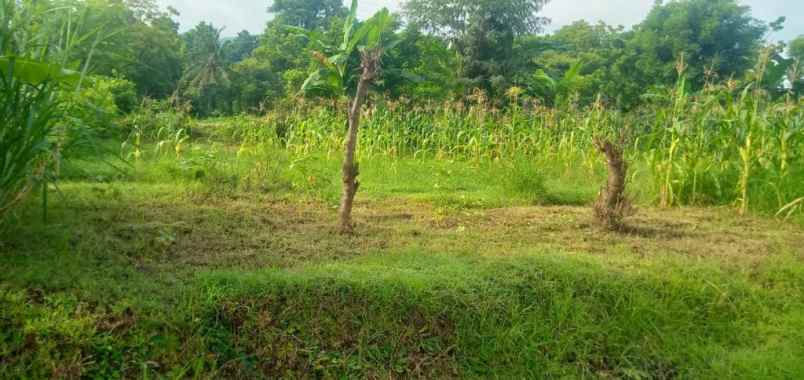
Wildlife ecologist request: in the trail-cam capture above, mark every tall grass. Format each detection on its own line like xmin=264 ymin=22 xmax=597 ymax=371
xmin=0 ymin=0 xmax=106 ymax=221
xmin=200 ymin=77 xmax=802 ymax=217
xmin=0 ymin=1 xmax=62 ymax=220
xmin=0 ymin=61 xmax=59 ymax=217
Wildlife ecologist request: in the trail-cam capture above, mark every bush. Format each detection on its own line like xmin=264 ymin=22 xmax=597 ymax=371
xmin=106 ymin=76 xmax=137 ymax=114
xmin=120 ymin=99 xmax=192 ymax=159
xmin=500 ymin=162 xmax=549 ymax=205
xmin=60 ymin=76 xmax=121 ymax=136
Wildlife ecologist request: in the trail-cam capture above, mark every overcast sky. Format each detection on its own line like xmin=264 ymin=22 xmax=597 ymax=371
xmin=156 ymin=0 xmax=803 ymax=42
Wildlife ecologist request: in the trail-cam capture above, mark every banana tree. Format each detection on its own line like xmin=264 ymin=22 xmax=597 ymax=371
xmin=295 ymin=0 xmax=394 ymax=233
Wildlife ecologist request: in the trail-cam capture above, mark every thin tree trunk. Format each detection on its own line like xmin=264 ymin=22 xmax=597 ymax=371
xmin=339 ymin=49 xmax=381 ymax=234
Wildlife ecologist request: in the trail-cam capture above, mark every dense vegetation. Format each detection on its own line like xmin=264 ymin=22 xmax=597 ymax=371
xmin=1 ymin=0 xmax=803 ymax=378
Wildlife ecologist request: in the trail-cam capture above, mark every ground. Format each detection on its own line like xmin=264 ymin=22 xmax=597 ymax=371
xmin=1 ymin=143 xmax=803 ymax=379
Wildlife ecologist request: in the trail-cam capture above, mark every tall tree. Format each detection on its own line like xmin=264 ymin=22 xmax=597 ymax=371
xmin=179 ymin=22 xmax=229 ymax=115
xmin=248 ymin=0 xmax=349 ymax=101
xmin=223 ymin=30 xmax=259 ymax=64
xmin=403 ymin=0 xmax=549 ymax=40
xmin=620 ymin=0 xmax=769 ymax=91
xmin=403 ymin=0 xmax=550 ymax=97
xmin=377 ymin=25 xmax=460 ymax=99
xmin=126 ymin=4 xmax=184 ymax=98
xmin=269 ymin=0 xmax=347 ymax=30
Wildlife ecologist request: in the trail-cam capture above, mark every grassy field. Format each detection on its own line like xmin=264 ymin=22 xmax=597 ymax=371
xmin=2 ymin=124 xmax=803 ymax=379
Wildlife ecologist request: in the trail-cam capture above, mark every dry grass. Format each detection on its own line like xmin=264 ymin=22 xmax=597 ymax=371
xmin=51 ymin=184 xmax=802 ymax=276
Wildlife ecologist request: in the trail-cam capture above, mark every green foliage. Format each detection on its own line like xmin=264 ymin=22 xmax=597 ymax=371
xmin=378 ymin=26 xmax=460 ymax=99
xmin=404 ymin=0 xmax=549 ymax=97
xmin=789 ymin=35 xmax=804 ymax=96
xmin=0 ymin=59 xmax=59 ymax=219
xmin=120 ymin=99 xmax=191 ymax=160
xmin=104 ymin=76 xmax=138 ymax=114
xmin=179 ymin=22 xmax=230 ymax=116
xmin=515 ymin=21 xmax=625 ymax=106
xmin=41 ymin=0 xmax=183 ymax=99
xmin=61 ymin=76 xmax=135 ymax=136
xmin=297 ymin=1 xmax=396 ymax=99
xmin=3 ymin=1 xmax=804 ymax=378
xmin=228 ymin=57 xmax=283 ymax=112
xmin=404 ymin=0 xmax=550 ymax=38
xmin=269 ymin=0 xmax=347 ymax=30
xmin=621 ymin=0 xmax=768 ymax=92
xmin=222 ymin=30 xmax=258 ymax=65
xmin=0 ymin=0 xmax=82 ymax=220
xmin=208 ymin=77 xmax=802 ymax=216
xmin=500 ymin=161 xmax=549 ymax=204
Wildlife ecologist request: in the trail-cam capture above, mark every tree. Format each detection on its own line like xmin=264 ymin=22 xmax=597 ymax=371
xmin=403 ymin=0 xmax=549 ymax=39
xmin=246 ymin=0 xmax=349 ymax=103
xmin=377 ymin=25 xmax=460 ymax=99
xmin=229 ymin=57 xmax=282 ymax=112
xmin=46 ymin=0 xmax=183 ymax=99
xmin=178 ymin=22 xmax=230 ymax=115
xmin=297 ymin=0 xmax=395 ymax=233
xmin=403 ymin=0 xmax=549 ymax=98
xmin=269 ymin=0 xmax=347 ymax=30
xmin=621 ymin=0 xmax=769 ymax=91
xmin=515 ymin=21 xmax=626 ymax=106
xmin=125 ymin=5 xmax=183 ymax=98
xmin=223 ymin=30 xmax=259 ymax=65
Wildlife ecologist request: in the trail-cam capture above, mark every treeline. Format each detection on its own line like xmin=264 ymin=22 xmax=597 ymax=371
xmin=20 ymin=0 xmax=804 ymax=116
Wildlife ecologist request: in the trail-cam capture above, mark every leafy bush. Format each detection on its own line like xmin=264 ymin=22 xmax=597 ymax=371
xmin=105 ymin=77 xmax=137 ymax=114
xmin=120 ymin=99 xmax=192 ymax=159
xmin=59 ymin=76 xmax=126 ymax=140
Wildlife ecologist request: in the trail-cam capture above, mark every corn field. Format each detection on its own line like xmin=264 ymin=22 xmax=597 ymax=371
xmin=199 ymin=81 xmax=803 ymax=218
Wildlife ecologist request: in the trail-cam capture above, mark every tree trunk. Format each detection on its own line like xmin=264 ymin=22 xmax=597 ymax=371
xmin=594 ymin=139 xmax=630 ymax=230
xmin=338 ymin=49 xmax=381 ymax=234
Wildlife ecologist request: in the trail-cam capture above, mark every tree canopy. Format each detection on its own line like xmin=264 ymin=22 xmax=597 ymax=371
xmin=19 ymin=0 xmax=794 ymax=114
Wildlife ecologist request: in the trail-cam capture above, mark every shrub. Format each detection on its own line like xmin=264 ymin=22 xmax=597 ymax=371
xmin=500 ymin=161 xmax=549 ymax=205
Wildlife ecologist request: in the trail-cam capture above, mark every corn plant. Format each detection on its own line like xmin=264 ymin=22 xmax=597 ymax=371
xmin=222 ymin=67 xmax=801 ymax=219
xmin=0 ymin=0 xmax=79 ymax=221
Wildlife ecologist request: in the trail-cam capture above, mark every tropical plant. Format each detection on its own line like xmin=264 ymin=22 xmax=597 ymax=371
xmin=177 ymin=22 xmax=230 ymax=116
xmin=0 ymin=0 xmax=79 ymax=221
xmin=296 ymin=0 xmax=395 ymax=233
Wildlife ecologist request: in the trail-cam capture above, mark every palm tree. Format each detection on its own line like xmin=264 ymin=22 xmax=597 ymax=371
xmin=175 ymin=23 xmax=230 ymax=115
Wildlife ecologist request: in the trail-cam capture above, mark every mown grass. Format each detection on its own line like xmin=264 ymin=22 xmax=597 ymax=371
xmin=2 ymin=133 xmax=803 ymax=378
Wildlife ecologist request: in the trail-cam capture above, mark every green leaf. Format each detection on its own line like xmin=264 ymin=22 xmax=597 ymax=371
xmin=0 ymin=56 xmax=78 ymax=85
xmin=340 ymin=0 xmax=359 ymax=51
xmin=365 ymin=9 xmax=393 ymax=48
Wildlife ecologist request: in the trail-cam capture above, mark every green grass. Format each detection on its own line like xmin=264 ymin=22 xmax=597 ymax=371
xmin=2 ymin=135 xmax=803 ymax=378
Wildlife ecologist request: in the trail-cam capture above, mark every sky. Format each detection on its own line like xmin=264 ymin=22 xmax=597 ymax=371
xmin=156 ymin=0 xmax=803 ymax=42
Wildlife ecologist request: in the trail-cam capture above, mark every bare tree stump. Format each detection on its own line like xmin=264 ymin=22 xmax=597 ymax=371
xmin=594 ymin=139 xmax=632 ymax=231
